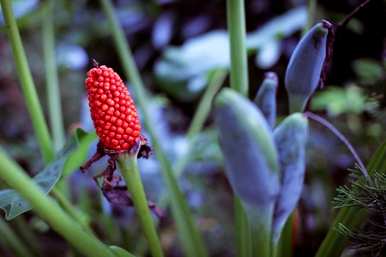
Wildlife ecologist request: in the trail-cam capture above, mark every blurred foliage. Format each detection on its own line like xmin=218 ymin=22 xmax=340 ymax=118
xmin=311 ymin=86 xmax=377 ymax=116
xmin=0 ymin=0 xmax=385 ymax=256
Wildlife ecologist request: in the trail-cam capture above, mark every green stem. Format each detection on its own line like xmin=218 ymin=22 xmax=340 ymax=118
xmin=51 ymin=189 xmax=93 ymax=235
xmin=174 ymin=69 xmax=226 ymax=178
xmin=0 ymin=218 xmax=34 ymax=257
xmin=226 ymin=1 xmax=255 ymax=256
xmin=0 ymin=0 xmax=54 ymax=163
xmin=226 ymin=0 xmax=249 ymax=96
xmin=43 ymin=0 xmax=65 ymax=151
xmin=305 ymin=0 xmax=317 ymax=32
xmin=117 ymin=154 xmax=164 ymax=257
xmin=0 ymin=152 xmax=117 ymax=257
xmin=100 ymin=1 xmax=208 ymax=257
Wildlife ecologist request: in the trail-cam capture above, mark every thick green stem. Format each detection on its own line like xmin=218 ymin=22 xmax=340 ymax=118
xmin=0 ymin=218 xmax=34 ymax=257
xmin=100 ymin=1 xmax=208 ymax=257
xmin=0 ymin=0 xmax=54 ymax=163
xmin=226 ymin=0 xmax=249 ymax=96
xmin=117 ymin=154 xmax=164 ymax=257
xmin=0 ymin=152 xmax=116 ymax=257
xmin=43 ymin=0 xmax=65 ymax=151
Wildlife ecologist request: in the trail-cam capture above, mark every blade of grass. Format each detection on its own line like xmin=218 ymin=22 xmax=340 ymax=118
xmin=117 ymin=154 xmax=164 ymax=257
xmin=305 ymin=0 xmax=317 ymax=32
xmin=42 ymin=0 xmax=65 ymax=151
xmin=0 ymin=218 xmax=35 ymax=257
xmin=0 ymin=151 xmax=117 ymax=257
xmin=99 ymin=1 xmax=209 ymax=257
xmin=314 ymin=141 xmax=386 ymax=257
xmin=226 ymin=1 xmax=253 ymax=256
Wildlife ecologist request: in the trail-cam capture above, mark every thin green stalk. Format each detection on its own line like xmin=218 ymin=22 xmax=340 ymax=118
xmin=0 ymin=0 xmax=54 ymax=163
xmin=226 ymin=0 xmax=249 ymax=96
xmin=51 ymin=189 xmax=93 ymax=235
xmin=117 ymin=154 xmax=164 ymax=257
xmin=100 ymin=1 xmax=208 ymax=257
xmin=0 ymin=218 xmax=34 ymax=257
xmin=0 ymin=152 xmax=117 ymax=257
xmin=43 ymin=0 xmax=65 ymax=151
xmin=226 ymin=1 xmax=254 ymax=256
xmin=315 ymin=142 xmax=386 ymax=257
xmin=305 ymin=0 xmax=317 ymax=32
xmin=174 ymin=69 xmax=226 ymax=178
xmin=159 ymin=69 xmax=226 ymax=209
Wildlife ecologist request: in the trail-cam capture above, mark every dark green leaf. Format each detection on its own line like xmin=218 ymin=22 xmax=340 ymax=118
xmin=0 ymin=131 xmax=96 ymax=220
xmin=0 ymin=157 xmax=65 ymax=220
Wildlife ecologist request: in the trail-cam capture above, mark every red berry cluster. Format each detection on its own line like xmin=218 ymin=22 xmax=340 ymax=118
xmin=85 ymin=65 xmax=141 ymax=152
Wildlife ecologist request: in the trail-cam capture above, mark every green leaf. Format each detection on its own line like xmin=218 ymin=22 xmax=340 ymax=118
xmin=311 ymin=86 xmax=376 ymax=116
xmin=0 ymin=156 xmax=66 ymax=220
xmin=352 ymin=58 xmax=384 ymax=85
xmin=63 ymin=131 xmax=97 ymax=177
xmin=0 ymin=130 xmax=96 ymax=220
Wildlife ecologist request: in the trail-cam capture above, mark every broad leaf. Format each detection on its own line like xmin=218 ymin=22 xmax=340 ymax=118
xmin=0 ymin=129 xmax=96 ymax=220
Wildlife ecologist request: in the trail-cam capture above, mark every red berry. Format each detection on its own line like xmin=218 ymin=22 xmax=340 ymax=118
xmin=85 ymin=65 xmax=141 ymax=151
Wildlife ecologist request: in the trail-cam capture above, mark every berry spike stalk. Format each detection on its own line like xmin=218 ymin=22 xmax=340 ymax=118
xmin=82 ymin=63 xmax=164 ymax=257
xmin=85 ymin=64 xmax=141 ymax=152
